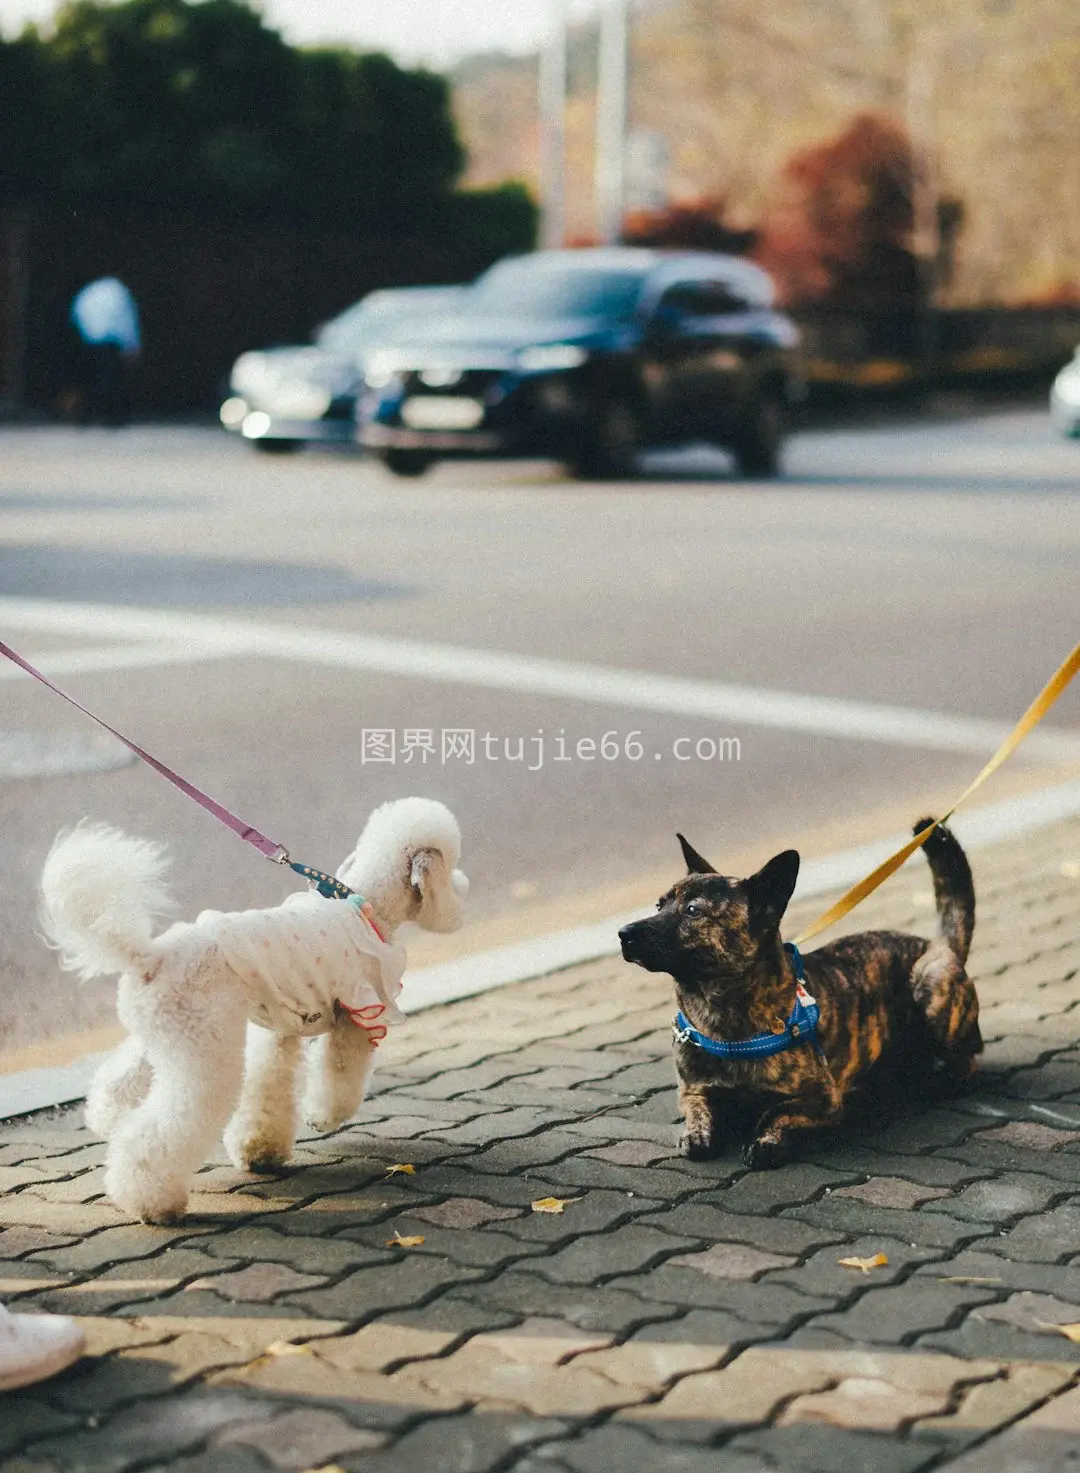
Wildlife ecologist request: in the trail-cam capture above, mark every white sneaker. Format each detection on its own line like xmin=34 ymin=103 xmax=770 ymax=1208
xmin=0 ymin=1302 xmax=85 ymax=1392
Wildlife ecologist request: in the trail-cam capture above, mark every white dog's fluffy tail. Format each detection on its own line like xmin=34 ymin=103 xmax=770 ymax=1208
xmin=40 ymin=823 xmax=173 ymax=980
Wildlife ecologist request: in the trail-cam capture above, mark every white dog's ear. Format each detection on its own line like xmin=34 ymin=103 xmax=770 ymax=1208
xmin=410 ymin=850 xmax=436 ymax=892
xmin=409 ymin=848 xmax=467 ymax=933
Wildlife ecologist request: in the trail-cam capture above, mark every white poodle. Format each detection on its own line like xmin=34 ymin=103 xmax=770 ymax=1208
xmin=39 ymin=798 xmax=468 ymax=1224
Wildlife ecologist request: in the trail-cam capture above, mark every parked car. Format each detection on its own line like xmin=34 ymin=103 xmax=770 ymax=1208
xmin=220 ymin=286 xmax=464 ymax=452
xmin=1051 ymin=346 xmax=1080 ymax=437
xmin=356 ymin=248 xmax=802 ymax=478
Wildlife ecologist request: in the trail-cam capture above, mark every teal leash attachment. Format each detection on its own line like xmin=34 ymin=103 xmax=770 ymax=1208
xmin=271 ymin=847 xmax=354 ymax=901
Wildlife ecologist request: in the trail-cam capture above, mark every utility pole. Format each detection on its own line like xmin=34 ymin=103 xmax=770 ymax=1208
xmin=905 ymin=23 xmax=940 ymax=385
xmin=538 ymin=0 xmax=568 ymax=250
xmin=595 ymin=0 xmax=629 ymax=245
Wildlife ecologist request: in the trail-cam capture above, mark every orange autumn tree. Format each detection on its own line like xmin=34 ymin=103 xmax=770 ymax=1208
xmin=757 ymin=112 xmax=924 ymax=308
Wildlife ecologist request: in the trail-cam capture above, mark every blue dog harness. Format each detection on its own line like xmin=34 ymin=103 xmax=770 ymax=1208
xmin=672 ymin=943 xmax=823 ymax=1060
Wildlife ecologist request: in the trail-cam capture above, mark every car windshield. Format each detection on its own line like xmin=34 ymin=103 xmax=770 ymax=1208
xmin=316 ymin=291 xmax=458 ymax=353
xmin=470 ymin=264 xmax=644 ymax=320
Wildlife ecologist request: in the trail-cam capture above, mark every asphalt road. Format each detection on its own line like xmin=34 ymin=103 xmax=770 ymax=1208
xmin=2 ymin=407 xmax=1079 ymax=1054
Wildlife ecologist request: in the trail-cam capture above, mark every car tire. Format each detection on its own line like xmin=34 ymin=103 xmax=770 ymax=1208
xmin=733 ymin=393 xmax=785 ymax=479
xmin=380 ymin=449 xmax=434 ymax=478
xmin=570 ymin=398 xmax=641 ymax=481
xmin=253 ymin=438 xmax=303 ymax=454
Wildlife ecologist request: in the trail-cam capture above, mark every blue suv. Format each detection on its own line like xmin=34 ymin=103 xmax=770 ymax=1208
xmin=357 ymin=248 xmax=801 ymax=479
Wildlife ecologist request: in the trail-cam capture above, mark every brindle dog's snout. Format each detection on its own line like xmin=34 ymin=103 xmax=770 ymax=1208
xmin=619 ymin=921 xmax=646 ymax=963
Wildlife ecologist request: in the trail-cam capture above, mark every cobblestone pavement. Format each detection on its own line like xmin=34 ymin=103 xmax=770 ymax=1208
xmin=3 ymin=816 xmax=1080 ymax=1472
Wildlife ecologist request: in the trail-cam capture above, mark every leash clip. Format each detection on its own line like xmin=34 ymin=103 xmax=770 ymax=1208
xmin=269 ymin=846 xmax=291 ymax=866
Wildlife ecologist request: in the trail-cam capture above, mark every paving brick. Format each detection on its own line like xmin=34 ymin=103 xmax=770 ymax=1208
xmin=936 ymin=1382 xmax=1080 ymax=1471
xmin=25 ymin=1225 xmax=214 ymax=1275
xmin=0 ymin=1395 xmax=82 ymax=1459
xmin=394 ymin=1320 xmax=643 ymax=1417
xmin=804 ymin=1278 xmax=1001 ymax=1346
xmin=782 ymin=1195 xmax=984 ymax=1250
xmin=704 ymin=1164 xmax=863 ymax=1215
xmin=451 ymin=1273 xmax=677 ymax=1335
xmin=731 ymin=1424 xmax=937 ymax=1473
xmin=27 ymin=1388 xmax=279 ymax=1473
xmin=29 ymin=1246 xmax=231 ymax=1316
xmin=281 ymin=1253 xmax=481 ymax=1318
xmin=980 ymin=1201 xmax=1080 ymax=1263
xmin=466 ymin=1129 xmax=613 ymax=1174
xmin=977 ymin=1121 xmax=1080 ymax=1152
xmin=348 ymin=1219 xmax=545 ymax=1270
xmin=534 ymin=1152 xmax=719 ymax=1199
xmin=867 ymin=1110 xmax=982 ymax=1154
xmin=498 ymin=1188 xmax=662 ymax=1245
xmin=585 ymin=1139 xmax=675 ymax=1167
xmin=184 ymin=1261 xmax=329 ymax=1302
xmin=944 ymin=1137 xmax=1080 ymax=1184
xmin=521 ymin=1423 xmax=769 ymax=1473
xmin=638 ymin=1204 xmax=843 ymax=1257
xmin=618 ymin=1345 xmax=838 ymax=1429
xmin=803 ymin=1145 xmax=987 ymax=1190
xmin=0 ymin=1226 xmax=77 ymax=1257
xmin=609 ymin=1266 xmax=831 ymax=1329
xmin=832 ymin=1178 xmax=952 ymax=1210
xmin=411 ymin=1196 xmax=523 ymax=1229
xmin=921 ymin=1172 xmax=1067 ymax=1224
xmin=213 ymin=1405 xmax=386 ymax=1466
xmin=49 ymin=1317 xmax=339 ymax=1414
xmin=527 ymin=1223 xmax=695 ymax=1285
xmin=665 ymin=1242 xmax=796 ymax=1280
xmin=367 ymin=1411 xmax=569 ymax=1473
xmin=913 ymin=1247 xmax=1080 ymax=1301
xmin=766 ymin=1238 xmax=942 ymax=1301
xmin=914 ymin=1362 xmax=1073 ymax=1440
xmin=181 ymin=1224 xmax=394 ymax=1276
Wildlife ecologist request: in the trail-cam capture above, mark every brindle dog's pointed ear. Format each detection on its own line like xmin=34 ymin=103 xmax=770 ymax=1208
xmin=677 ymin=833 xmax=717 ymax=875
xmin=746 ymin=849 xmax=800 ymax=930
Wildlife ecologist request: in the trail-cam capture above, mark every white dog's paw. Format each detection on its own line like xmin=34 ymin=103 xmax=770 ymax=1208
xmin=223 ymin=1127 xmax=292 ymax=1173
xmin=303 ymin=1111 xmax=345 ymax=1135
xmin=106 ymin=1168 xmax=188 ymax=1225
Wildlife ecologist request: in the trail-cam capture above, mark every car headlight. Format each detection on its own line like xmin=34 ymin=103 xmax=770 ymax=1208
xmin=1053 ymin=370 xmax=1080 ymax=408
xmin=260 ymin=383 xmax=332 ymax=419
xmin=517 ymin=343 xmax=588 ymax=373
xmin=364 ymin=350 xmax=405 ymax=389
xmin=230 ymin=352 xmax=271 ymax=400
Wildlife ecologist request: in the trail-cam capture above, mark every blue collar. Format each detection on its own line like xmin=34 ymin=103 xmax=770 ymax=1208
xmin=672 ymin=943 xmax=822 ymax=1060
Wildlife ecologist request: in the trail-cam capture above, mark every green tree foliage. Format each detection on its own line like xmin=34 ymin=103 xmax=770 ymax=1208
xmin=0 ymin=0 xmax=534 ymax=247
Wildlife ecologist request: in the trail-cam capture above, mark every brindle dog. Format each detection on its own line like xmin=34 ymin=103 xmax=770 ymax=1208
xmin=619 ymin=819 xmax=981 ymax=1168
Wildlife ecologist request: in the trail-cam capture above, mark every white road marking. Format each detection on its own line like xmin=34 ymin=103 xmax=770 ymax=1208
xmin=0 ymin=642 xmax=201 ymax=680
xmin=7 ymin=771 xmax=1080 ymax=1118
xmin=1 ymin=596 xmax=1079 ymax=760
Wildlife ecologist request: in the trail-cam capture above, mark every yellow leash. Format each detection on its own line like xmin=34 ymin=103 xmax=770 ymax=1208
xmin=793 ymin=640 xmax=1080 ymax=946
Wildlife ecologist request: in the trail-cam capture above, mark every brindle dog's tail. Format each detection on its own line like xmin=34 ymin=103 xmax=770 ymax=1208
xmin=914 ymin=817 xmax=975 ymax=964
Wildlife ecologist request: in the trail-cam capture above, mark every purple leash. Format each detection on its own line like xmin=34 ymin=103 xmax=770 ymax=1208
xmin=0 ymin=637 xmax=357 ymax=903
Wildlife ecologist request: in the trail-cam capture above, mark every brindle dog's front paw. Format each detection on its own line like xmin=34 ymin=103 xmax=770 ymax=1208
xmin=742 ymin=1133 xmax=789 ymax=1170
xmin=679 ymin=1130 xmax=716 ymax=1160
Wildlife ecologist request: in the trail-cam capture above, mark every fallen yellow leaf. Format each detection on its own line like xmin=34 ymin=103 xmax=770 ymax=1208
xmin=384 ymin=1163 xmax=415 ymax=1177
xmin=530 ymin=1196 xmax=582 ymax=1215
xmin=1035 ymin=1320 xmax=1080 ymax=1343
xmin=838 ymin=1252 xmax=889 ymax=1274
xmin=240 ymin=1340 xmax=312 ymax=1374
xmin=385 ymin=1233 xmax=425 ymax=1248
